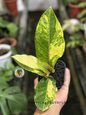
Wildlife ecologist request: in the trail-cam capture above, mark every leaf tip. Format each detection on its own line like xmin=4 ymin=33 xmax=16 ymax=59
xmin=49 ymin=6 xmax=52 ymax=8
xmin=11 ymin=56 xmax=14 ymax=58
xmin=48 ymin=6 xmax=53 ymax=11
xmin=11 ymin=55 xmax=15 ymax=59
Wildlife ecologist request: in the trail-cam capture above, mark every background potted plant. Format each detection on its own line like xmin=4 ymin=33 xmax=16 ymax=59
xmin=62 ymin=18 xmax=80 ymax=34
xmin=0 ymin=77 xmax=28 ymax=115
xmin=12 ymin=7 xmax=66 ymax=111
xmin=76 ymin=2 xmax=86 ymax=61
xmin=0 ymin=44 xmax=12 ymax=68
xmin=77 ymin=1 xmax=86 ymax=22
xmin=62 ymin=18 xmax=85 ymax=48
xmin=4 ymin=0 xmax=18 ymax=16
xmin=0 ymin=17 xmax=18 ymax=47
xmin=0 ymin=43 xmax=17 ymax=68
xmin=68 ymin=0 xmax=85 ymax=18
xmin=66 ymin=33 xmax=85 ymax=48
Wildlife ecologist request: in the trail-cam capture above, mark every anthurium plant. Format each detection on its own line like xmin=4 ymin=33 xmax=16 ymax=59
xmin=12 ymin=7 xmax=65 ymax=111
xmin=0 ymin=77 xmax=28 ymax=115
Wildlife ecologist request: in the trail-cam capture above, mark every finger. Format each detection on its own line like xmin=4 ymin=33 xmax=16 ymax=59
xmin=34 ymin=77 xmax=38 ymax=89
xmin=64 ymin=68 xmax=70 ymax=88
xmin=55 ymin=68 xmax=70 ymax=103
xmin=60 ymin=68 xmax=70 ymax=93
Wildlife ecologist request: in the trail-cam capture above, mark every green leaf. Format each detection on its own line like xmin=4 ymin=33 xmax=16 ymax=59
xmin=34 ymin=76 xmax=57 ymax=111
xmin=35 ymin=7 xmax=65 ymax=68
xmin=8 ymin=93 xmax=27 ymax=114
xmin=12 ymin=55 xmax=46 ymax=76
xmin=75 ymin=23 xmax=84 ymax=30
xmin=0 ymin=78 xmax=9 ymax=92
xmin=77 ymin=9 xmax=86 ymax=18
xmin=11 ymin=46 xmax=17 ymax=55
xmin=0 ymin=97 xmax=10 ymax=115
xmin=8 ymin=62 xmax=15 ymax=71
xmin=2 ymin=86 xmax=21 ymax=94
xmin=4 ymin=61 xmax=8 ymax=68
xmin=0 ymin=17 xmax=18 ymax=37
xmin=0 ymin=17 xmax=9 ymax=28
xmin=2 ymin=70 xmax=13 ymax=82
xmin=62 ymin=0 xmax=70 ymax=6
xmin=7 ymin=23 xmax=18 ymax=37
xmin=81 ymin=17 xmax=86 ymax=23
xmin=1 ymin=86 xmax=27 ymax=114
xmin=37 ymin=63 xmax=51 ymax=75
xmin=66 ymin=33 xmax=85 ymax=48
xmin=78 ymin=2 xmax=86 ymax=7
xmin=39 ymin=62 xmax=55 ymax=73
xmin=0 ymin=80 xmax=28 ymax=115
xmin=0 ymin=62 xmax=17 ymax=82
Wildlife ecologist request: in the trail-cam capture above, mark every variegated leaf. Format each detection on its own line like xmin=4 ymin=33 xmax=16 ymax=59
xmin=35 ymin=7 xmax=65 ymax=67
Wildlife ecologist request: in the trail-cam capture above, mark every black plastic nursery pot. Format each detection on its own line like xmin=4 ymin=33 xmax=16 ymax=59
xmin=38 ymin=60 xmax=66 ymax=89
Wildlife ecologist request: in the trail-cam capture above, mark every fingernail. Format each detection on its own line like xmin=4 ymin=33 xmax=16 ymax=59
xmin=65 ymin=68 xmax=70 ymax=76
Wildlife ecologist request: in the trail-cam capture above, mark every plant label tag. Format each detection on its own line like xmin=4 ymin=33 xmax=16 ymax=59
xmin=14 ymin=67 xmax=25 ymax=78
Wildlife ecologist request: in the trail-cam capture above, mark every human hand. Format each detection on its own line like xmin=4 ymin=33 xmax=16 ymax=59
xmin=34 ymin=68 xmax=70 ymax=115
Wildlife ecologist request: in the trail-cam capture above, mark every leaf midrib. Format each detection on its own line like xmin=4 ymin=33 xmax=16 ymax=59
xmin=48 ymin=9 xmax=51 ymax=65
xmin=43 ymin=78 xmax=50 ymax=110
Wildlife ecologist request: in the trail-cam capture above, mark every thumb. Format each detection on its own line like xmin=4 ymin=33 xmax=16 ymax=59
xmin=55 ymin=68 xmax=70 ymax=106
xmin=34 ymin=77 xmax=38 ymax=89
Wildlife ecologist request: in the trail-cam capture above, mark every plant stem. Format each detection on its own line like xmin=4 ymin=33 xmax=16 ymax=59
xmin=45 ymin=74 xmax=49 ymax=78
xmin=51 ymin=69 xmax=55 ymax=73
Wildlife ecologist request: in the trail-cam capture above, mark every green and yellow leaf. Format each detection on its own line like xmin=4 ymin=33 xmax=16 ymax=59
xmin=34 ymin=76 xmax=57 ymax=111
xmin=12 ymin=55 xmax=51 ymax=76
xmin=35 ymin=7 xmax=65 ymax=68
xmin=0 ymin=78 xmax=28 ymax=115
